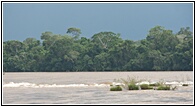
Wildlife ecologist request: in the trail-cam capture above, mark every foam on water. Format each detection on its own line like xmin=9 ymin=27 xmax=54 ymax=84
xmin=3 ymin=82 xmax=110 ymax=88
xmin=165 ymin=81 xmax=193 ymax=86
xmin=3 ymin=81 xmax=193 ymax=88
xmin=117 ymin=81 xmax=193 ymax=86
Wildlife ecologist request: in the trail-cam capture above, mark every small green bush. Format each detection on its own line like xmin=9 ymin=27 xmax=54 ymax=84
xmin=182 ymin=84 xmax=188 ymax=86
xmin=110 ymin=86 xmax=122 ymax=91
xmin=140 ymin=84 xmax=153 ymax=90
xmin=128 ymin=84 xmax=139 ymax=90
xmin=140 ymin=84 xmax=148 ymax=89
xmin=157 ymin=85 xmax=170 ymax=90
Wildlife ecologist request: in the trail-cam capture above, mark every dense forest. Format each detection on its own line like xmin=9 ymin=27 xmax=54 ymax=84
xmin=3 ymin=26 xmax=193 ymax=72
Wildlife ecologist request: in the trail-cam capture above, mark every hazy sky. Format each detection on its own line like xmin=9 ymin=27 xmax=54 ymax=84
xmin=3 ymin=2 xmax=193 ymax=41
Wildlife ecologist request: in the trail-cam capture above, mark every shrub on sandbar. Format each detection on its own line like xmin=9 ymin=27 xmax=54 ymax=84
xmin=110 ymin=86 xmax=122 ymax=91
xmin=128 ymin=84 xmax=139 ymax=90
xmin=182 ymin=84 xmax=188 ymax=86
xmin=140 ymin=84 xmax=153 ymax=90
xmin=157 ymin=85 xmax=170 ymax=90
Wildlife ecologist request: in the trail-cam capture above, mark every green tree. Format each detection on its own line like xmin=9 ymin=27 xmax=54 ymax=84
xmin=91 ymin=32 xmax=122 ymax=49
xmin=67 ymin=27 xmax=81 ymax=40
xmin=146 ymin=26 xmax=180 ymax=53
xmin=3 ymin=26 xmax=193 ymax=72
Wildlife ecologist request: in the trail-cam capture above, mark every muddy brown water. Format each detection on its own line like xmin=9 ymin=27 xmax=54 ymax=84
xmin=2 ymin=71 xmax=194 ymax=105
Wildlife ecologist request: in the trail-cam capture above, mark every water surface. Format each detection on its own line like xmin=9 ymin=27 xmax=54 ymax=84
xmin=3 ymin=72 xmax=194 ymax=105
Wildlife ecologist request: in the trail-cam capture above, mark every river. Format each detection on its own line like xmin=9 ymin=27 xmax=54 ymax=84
xmin=2 ymin=71 xmax=194 ymax=105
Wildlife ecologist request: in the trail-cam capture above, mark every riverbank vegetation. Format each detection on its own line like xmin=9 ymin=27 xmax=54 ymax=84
xmin=3 ymin=26 xmax=193 ymax=72
xmin=110 ymin=77 xmax=178 ymax=91
xmin=110 ymin=85 xmax=122 ymax=91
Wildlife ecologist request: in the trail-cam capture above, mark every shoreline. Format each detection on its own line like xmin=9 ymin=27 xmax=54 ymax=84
xmin=3 ymin=71 xmax=194 ymax=73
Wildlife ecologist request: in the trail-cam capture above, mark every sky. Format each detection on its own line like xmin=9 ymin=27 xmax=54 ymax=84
xmin=3 ymin=2 xmax=193 ymax=41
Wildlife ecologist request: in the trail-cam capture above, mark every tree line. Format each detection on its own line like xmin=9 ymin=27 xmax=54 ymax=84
xmin=3 ymin=26 xmax=193 ymax=72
